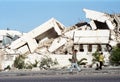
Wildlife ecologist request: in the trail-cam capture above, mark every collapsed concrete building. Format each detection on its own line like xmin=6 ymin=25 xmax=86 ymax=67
xmin=0 ymin=9 xmax=120 ymax=70
xmin=9 ymin=18 xmax=65 ymax=54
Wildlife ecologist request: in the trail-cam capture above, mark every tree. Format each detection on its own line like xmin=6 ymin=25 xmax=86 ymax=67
xmin=109 ymin=44 xmax=120 ymax=66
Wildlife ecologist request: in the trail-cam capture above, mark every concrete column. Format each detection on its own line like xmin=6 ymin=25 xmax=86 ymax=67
xmin=89 ymin=21 xmax=97 ymax=30
xmin=84 ymin=45 xmax=88 ymax=52
xmin=27 ymin=39 xmax=38 ymax=53
xmin=92 ymin=45 xmax=97 ymax=52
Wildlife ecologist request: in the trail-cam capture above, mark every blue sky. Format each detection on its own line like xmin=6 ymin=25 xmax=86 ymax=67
xmin=0 ymin=0 xmax=120 ymax=32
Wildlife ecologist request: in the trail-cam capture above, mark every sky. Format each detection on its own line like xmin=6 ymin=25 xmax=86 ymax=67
xmin=0 ymin=0 xmax=120 ymax=33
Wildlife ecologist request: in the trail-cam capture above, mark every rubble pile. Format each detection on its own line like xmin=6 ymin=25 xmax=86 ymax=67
xmin=0 ymin=9 xmax=120 ymax=70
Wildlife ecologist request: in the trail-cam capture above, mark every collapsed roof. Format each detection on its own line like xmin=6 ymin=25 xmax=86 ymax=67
xmin=83 ymin=8 xmax=115 ymax=30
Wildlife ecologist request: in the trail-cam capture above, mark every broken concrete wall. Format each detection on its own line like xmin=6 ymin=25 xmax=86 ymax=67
xmin=83 ymin=9 xmax=115 ymax=30
xmin=24 ymin=53 xmax=93 ymax=69
xmin=74 ymin=30 xmax=110 ymax=44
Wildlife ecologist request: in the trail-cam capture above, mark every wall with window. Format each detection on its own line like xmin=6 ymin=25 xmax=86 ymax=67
xmin=74 ymin=44 xmax=110 ymax=65
xmin=74 ymin=44 xmax=108 ymax=53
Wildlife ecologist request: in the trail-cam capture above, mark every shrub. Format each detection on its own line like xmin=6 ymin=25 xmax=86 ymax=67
xmin=92 ymin=51 xmax=100 ymax=63
xmin=39 ymin=55 xmax=58 ymax=70
xmin=13 ymin=55 xmax=26 ymax=69
xmin=4 ymin=65 xmax=11 ymax=70
xmin=77 ymin=58 xmax=87 ymax=65
xmin=25 ymin=60 xmax=39 ymax=69
xmin=69 ymin=58 xmax=87 ymax=65
xmin=90 ymin=51 xmax=101 ymax=68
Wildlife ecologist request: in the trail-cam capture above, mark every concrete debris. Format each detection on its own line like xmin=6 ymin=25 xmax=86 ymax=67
xmin=0 ymin=9 xmax=120 ymax=70
xmin=48 ymin=37 xmax=67 ymax=53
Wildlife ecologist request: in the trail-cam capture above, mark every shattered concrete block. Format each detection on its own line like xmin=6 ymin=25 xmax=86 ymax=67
xmin=48 ymin=38 xmax=67 ymax=52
